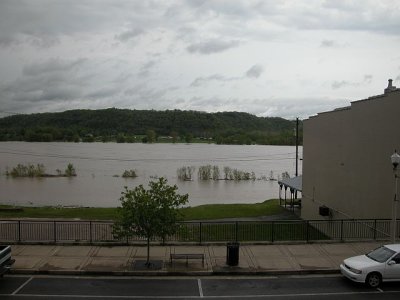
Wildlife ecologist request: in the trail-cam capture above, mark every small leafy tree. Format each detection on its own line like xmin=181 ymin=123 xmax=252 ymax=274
xmin=122 ymin=169 xmax=137 ymax=178
xmin=113 ymin=177 xmax=188 ymax=266
xmin=146 ymin=129 xmax=156 ymax=143
xmin=116 ymin=133 xmax=126 ymax=143
xmin=184 ymin=133 xmax=193 ymax=143
xmin=170 ymin=131 xmax=178 ymax=143
xmin=198 ymin=165 xmax=212 ymax=180
xmin=223 ymin=166 xmax=231 ymax=180
xmin=64 ymin=163 xmax=76 ymax=177
xmin=177 ymin=166 xmax=195 ymax=180
xmin=6 ymin=163 xmax=45 ymax=177
xmin=212 ymin=165 xmax=220 ymax=180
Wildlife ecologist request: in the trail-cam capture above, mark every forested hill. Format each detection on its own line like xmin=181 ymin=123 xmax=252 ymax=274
xmin=0 ymin=108 xmax=302 ymax=145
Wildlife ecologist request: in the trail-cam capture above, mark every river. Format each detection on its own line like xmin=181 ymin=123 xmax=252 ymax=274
xmin=0 ymin=142 xmax=302 ymax=207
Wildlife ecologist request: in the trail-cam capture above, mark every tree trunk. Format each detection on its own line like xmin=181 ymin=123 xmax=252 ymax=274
xmin=146 ymin=237 xmax=150 ymax=267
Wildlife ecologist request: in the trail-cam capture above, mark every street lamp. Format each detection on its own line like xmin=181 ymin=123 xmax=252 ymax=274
xmin=390 ymin=150 xmax=400 ymax=243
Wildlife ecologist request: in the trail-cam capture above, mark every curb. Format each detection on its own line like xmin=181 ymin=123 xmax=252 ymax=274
xmin=10 ymin=268 xmax=340 ymax=277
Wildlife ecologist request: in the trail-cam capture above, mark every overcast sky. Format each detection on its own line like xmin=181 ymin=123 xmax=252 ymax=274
xmin=0 ymin=0 xmax=399 ymax=120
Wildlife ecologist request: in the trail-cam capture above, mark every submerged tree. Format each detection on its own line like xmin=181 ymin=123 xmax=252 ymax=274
xmin=212 ymin=165 xmax=220 ymax=180
xmin=198 ymin=165 xmax=212 ymax=180
xmin=122 ymin=169 xmax=138 ymax=178
xmin=223 ymin=166 xmax=231 ymax=180
xmin=113 ymin=177 xmax=188 ymax=266
xmin=6 ymin=163 xmax=45 ymax=177
xmin=177 ymin=166 xmax=195 ymax=180
xmin=64 ymin=163 xmax=76 ymax=177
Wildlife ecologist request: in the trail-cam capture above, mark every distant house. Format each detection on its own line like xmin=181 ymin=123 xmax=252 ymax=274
xmin=302 ymin=79 xmax=400 ymax=220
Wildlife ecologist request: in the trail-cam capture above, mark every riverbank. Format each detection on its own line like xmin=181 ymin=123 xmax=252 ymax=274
xmin=0 ymin=199 xmax=287 ymax=221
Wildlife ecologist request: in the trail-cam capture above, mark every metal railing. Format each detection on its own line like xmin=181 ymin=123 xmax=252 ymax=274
xmin=0 ymin=219 xmax=396 ymax=244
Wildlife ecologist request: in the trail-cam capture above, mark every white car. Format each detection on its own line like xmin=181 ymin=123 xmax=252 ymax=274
xmin=340 ymin=244 xmax=400 ymax=287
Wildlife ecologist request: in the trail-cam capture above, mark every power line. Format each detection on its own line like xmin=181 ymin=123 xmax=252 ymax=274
xmin=0 ymin=149 xmax=297 ymax=163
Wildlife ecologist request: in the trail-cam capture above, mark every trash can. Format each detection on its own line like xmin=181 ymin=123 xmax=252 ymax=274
xmin=226 ymin=242 xmax=240 ymax=266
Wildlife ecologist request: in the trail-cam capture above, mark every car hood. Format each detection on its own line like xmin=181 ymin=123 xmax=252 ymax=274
xmin=343 ymin=255 xmax=380 ymax=269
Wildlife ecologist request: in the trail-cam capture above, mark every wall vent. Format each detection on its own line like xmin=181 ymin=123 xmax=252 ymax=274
xmin=319 ymin=206 xmax=330 ymax=216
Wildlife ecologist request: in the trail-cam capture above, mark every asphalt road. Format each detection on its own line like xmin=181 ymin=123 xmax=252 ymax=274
xmin=0 ymin=275 xmax=400 ymax=299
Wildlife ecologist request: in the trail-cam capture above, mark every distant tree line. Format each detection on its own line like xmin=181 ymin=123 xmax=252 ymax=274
xmin=177 ymin=165 xmax=289 ymax=181
xmin=0 ymin=108 xmax=302 ymax=145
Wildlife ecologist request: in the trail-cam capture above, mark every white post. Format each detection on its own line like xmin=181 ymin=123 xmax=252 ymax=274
xmin=393 ymin=174 xmax=398 ymax=243
xmin=391 ymin=150 xmax=400 ymax=243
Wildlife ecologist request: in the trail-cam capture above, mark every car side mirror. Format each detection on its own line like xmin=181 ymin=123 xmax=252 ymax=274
xmin=387 ymin=260 xmax=396 ymax=266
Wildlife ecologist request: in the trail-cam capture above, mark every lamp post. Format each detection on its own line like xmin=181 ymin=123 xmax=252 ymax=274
xmin=390 ymin=150 xmax=400 ymax=243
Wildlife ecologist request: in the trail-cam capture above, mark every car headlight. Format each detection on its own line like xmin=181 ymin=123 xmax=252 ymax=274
xmin=345 ymin=264 xmax=362 ymax=274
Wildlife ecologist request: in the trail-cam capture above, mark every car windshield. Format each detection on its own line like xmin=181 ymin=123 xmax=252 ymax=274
xmin=366 ymin=246 xmax=396 ymax=263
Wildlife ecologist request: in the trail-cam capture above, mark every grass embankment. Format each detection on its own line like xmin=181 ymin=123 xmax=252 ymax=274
xmin=180 ymin=199 xmax=284 ymax=220
xmin=0 ymin=206 xmax=117 ymax=220
xmin=0 ymin=199 xmax=284 ymax=221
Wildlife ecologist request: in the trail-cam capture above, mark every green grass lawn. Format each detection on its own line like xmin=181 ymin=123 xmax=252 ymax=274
xmin=0 ymin=200 xmax=331 ymax=243
xmin=0 ymin=206 xmax=118 ymax=220
xmin=174 ymin=221 xmax=328 ymax=243
xmin=180 ymin=199 xmax=285 ymax=221
xmin=0 ymin=199 xmax=284 ymax=221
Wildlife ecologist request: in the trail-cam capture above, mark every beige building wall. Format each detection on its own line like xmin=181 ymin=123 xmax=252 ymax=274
xmin=302 ymin=86 xmax=400 ymax=220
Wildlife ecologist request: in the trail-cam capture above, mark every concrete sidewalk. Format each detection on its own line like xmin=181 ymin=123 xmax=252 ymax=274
xmin=7 ymin=241 xmax=384 ymax=276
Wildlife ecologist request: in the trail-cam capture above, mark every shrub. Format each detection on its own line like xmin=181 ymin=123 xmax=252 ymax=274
xmin=198 ymin=165 xmax=212 ymax=180
xmin=6 ymin=163 xmax=45 ymax=177
xmin=64 ymin=163 xmax=77 ymax=177
xmin=122 ymin=169 xmax=138 ymax=178
xmin=177 ymin=166 xmax=195 ymax=180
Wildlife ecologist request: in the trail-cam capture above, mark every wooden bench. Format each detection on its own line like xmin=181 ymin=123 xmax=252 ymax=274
xmin=170 ymin=253 xmax=204 ymax=266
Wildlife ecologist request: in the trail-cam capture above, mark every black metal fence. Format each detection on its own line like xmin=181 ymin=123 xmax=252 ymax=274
xmin=0 ymin=219 xmax=397 ymax=245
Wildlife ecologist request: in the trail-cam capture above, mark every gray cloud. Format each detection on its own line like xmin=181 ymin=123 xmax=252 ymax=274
xmin=191 ymin=64 xmax=264 ymax=87
xmin=191 ymin=75 xmax=221 ymax=87
xmin=85 ymin=87 xmax=120 ymax=99
xmin=123 ymin=84 xmax=171 ymax=106
xmin=320 ymin=40 xmax=335 ymax=48
xmin=320 ymin=0 xmax=400 ymax=34
xmin=115 ymin=28 xmax=144 ymax=42
xmin=332 ymin=75 xmax=376 ymax=90
xmin=187 ymin=39 xmax=240 ymax=54
xmin=364 ymin=74 xmax=373 ymax=83
xmin=170 ymin=95 xmax=350 ymax=120
xmin=0 ymin=1 xmax=399 ymax=52
xmin=332 ymin=80 xmax=351 ymax=89
xmin=0 ymin=1 xmax=131 ymax=37
xmin=245 ymin=64 xmax=264 ymax=78
xmin=2 ymin=77 xmax=83 ymax=104
xmin=0 ymin=35 xmax=20 ymax=48
xmin=0 ymin=1 xmax=399 ymax=119
xmin=137 ymin=60 xmax=158 ymax=77
xmin=23 ymin=58 xmax=86 ymax=76
xmin=190 ymin=74 xmax=240 ymax=87
xmin=0 ymin=58 xmax=92 ymax=110
xmin=26 ymin=34 xmax=60 ymax=48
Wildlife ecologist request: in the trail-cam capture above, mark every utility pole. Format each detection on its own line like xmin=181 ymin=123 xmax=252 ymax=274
xmin=294 ymin=117 xmax=299 ymax=200
xmin=295 ymin=117 xmax=299 ymax=177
